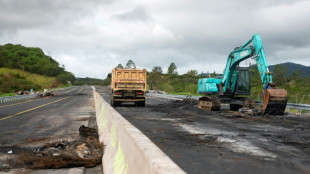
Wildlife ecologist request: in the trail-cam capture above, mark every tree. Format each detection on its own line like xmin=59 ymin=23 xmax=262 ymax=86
xmin=210 ymin=71 xmax=216 ymax=78
xmin=167 ymin=62 xmax=178 ymax=75
xmin=273 ymin=65 xmax=287 ymax=86
xmin=186 ymin=70 xmax=198 ymax=76
xmin=148 ymin=66 xmax=164 ymax=90
xmin=107 ymin=73 xmax=112 ymax=79
xmin=289 ymin=69 xmax=302 ymax=86
xmin=152 ymin=66 xmax=163 ymax=73
xmin=56 ymin=72 xmax=76 ymax=84
xmin=116 ymin=64 xmax=124 ymax=68
xmin=125 ymin=59 xmax=136 ymax=68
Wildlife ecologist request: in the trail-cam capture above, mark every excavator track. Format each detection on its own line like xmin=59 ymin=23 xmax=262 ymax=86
xmin=198 ymin=96 xmax=221 ymax=111
xmin=263 ymin=89 xmax=288 ymax=115
xmin=243 ymin=98 xmax=255 ymax=109
xmin=229 ymin=97 xmax=255 ymax=111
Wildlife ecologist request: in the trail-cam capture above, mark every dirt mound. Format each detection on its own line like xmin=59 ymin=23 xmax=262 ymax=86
xmin=1 ymin=125 xmax=103 ymax=171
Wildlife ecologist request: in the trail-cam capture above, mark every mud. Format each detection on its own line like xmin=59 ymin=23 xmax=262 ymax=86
xmin=0 ymin=125 xmax=103 ymax=172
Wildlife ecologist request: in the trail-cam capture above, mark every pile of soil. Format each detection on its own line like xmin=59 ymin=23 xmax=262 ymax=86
xmin=1 ymin=125 xmax=103 ymax=171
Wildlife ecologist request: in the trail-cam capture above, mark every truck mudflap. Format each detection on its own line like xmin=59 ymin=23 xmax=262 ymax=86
xmin=263 ymin=89 xmax=288 ymax=115
xmin=198 ymin=96 xmax=221 ymax=111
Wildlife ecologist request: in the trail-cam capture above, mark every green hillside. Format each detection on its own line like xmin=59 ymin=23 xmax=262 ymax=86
xmin=269 ymin=62 xmax=310 ymax=78
xmin=0 ymin=68 xmax=57 ymax=93
xmin=0 ymin=44 xmax=75 ymax=94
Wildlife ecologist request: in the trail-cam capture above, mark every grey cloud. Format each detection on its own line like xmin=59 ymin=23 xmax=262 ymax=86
xmin=0 ymin=0 xmax=310 ymax=78
xmin=0 ymin=0 xmax=114 ymax=33
xmin=113 ymin=6 xmax=152 ymax=22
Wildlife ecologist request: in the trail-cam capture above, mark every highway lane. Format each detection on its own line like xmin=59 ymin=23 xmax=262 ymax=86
xmin=0 ymin=86 xmax=83 ymax=119
xmin=0 ymin=85 xmax=94 ymax=146
xmin=97 ymin=86 xmax=310 ymax=174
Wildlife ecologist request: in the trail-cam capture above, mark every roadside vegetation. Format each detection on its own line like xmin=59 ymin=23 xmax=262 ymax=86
xmin=0 ymin=44 xmax=75 ymax=95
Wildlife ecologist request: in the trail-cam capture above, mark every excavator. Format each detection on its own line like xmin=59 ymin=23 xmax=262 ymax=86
xmin=198 ymin=34 xmax=288 ymax=115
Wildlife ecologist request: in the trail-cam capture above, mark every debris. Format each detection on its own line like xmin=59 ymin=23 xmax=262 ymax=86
xmin=76 ymin=143 xmax=90 ymax=159
xmin=8 ymin=150 xmax=12 ymax=154
xmin=182 ymin=96 xmax=198 ymax=105
xmin=79 ymin=125 xmax=98 ymax=138
xmin=239 ymin=108 xmax=254 ymax=116
xmin=39 ymin=89 xmax=55 ymax=98
xmin=2 ymin=126 xmax=103 ymax=171
xmin=147 ymin=90 xmax=166 ymax=94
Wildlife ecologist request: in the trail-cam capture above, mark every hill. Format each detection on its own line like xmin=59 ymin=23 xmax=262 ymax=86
xmin=269 ymin=62 xmax=310 ymax=77
xmin=0 ymin=44 xmax=66 ymax=76
xmin=0 ymin=68 xmax=57 ymax=93
xmin=0 ymin=44 xmax=75 ymax=94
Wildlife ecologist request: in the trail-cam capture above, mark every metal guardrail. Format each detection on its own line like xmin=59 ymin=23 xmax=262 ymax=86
xmin=255 ymin=101 xmax=310 ymax=111
xmin=0 ymin=86 xmax=77 ymax=104
xmin=0 ymin=94 xmax=38 ymax=103
xmin=147 ymin=93 xmax=310 ymax=111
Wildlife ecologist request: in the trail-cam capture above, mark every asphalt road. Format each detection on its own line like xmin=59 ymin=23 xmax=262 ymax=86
xmin=0 ymin=86 xmax=94 ymax=146
xmin=97 ymin=86 xmax=310 ymax=174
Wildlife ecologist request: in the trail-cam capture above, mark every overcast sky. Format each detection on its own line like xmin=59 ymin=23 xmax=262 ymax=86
xmin=1 ymin=0 xmax=310 ymax=78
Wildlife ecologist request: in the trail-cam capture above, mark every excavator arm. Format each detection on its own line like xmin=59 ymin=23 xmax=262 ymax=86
xmin=222 ymin=34 xmax=272 ymax=91
xmin=198 ymin=34 xmax=288 ymax=115
xmin=229 ymin=34 xmax=288 ymax=114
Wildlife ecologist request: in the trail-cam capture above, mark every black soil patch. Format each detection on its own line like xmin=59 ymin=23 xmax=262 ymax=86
xmin=0 ymin=125 xmax=103 ymax=171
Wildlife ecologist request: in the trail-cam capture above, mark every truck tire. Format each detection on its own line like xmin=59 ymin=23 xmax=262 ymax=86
xmin=110 ymin=96 xmax=117 ymax=107
xmin=136 ymin=100 xmax=145 ymax=107
xmin=140 ymin=100 xmax=145 ymax=107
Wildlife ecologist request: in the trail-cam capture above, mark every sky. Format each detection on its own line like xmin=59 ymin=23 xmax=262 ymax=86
xmin=1 ymin=0 xmax=310 ymax=78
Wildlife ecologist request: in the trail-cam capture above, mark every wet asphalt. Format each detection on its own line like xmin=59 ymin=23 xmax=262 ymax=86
xmin=0 ymin=86 xmax=94 ymax=146
xmin=97 ymin=86 xmax=310 ymax=174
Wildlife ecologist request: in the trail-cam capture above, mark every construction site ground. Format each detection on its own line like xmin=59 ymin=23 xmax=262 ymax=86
xmin=0 ymin=86 xmax=103 ymax=174
xmin=97 ymin=86 xmax=310 ymax=174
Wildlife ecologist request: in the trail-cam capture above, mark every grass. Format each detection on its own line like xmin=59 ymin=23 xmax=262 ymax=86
xmin=0 ymin=68 xmax=57 ymax=89
xmin=0 ymin=93 xmax=15 ymax=97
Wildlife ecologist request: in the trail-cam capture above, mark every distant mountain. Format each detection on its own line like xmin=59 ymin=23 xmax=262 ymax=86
xmin=269 ymin=62 xmax=310 ymax=77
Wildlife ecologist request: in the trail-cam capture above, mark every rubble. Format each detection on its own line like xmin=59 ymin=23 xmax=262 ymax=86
xmin=0 ymin=125 xmax=103 ymax=172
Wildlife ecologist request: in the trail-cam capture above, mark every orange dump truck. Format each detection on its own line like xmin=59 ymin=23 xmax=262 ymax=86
xmin=110 ymin=68 xmax=147 ymax=107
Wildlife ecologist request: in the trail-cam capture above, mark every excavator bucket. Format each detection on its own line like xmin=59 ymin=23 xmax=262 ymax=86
xmin=263 ymin=89 xmax=288 ymax=115
xmin=198 ymin=96 xmax=221 ymax=111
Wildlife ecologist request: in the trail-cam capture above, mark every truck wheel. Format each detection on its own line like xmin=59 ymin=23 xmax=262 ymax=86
xmin=110 ymin=96 xmax=117 ymax=107
xmin=137 ymin=100 xmax=145 ymax=107
xmin=140 ymin=100 xmax=145 ymax=107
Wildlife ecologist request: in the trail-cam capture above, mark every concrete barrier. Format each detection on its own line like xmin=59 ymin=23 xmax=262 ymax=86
xmin=93 ymin=90 xmax=186 ymax=174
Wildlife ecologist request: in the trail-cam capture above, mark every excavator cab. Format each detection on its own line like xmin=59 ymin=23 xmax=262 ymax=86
xmin=235 ymin=68 xmax=251 ymax=95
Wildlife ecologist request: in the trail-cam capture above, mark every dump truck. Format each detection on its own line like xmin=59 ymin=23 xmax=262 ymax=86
xmin=110 ymin=68 xmax=147 ymax=107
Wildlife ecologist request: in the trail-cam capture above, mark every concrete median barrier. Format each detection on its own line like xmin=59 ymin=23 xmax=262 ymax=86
xmin=93 ymin=90 xmax=186 ymax=174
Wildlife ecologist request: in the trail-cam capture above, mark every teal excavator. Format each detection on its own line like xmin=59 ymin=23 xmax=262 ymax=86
xmin=198 ymin=34 xmax=288 ymax=115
